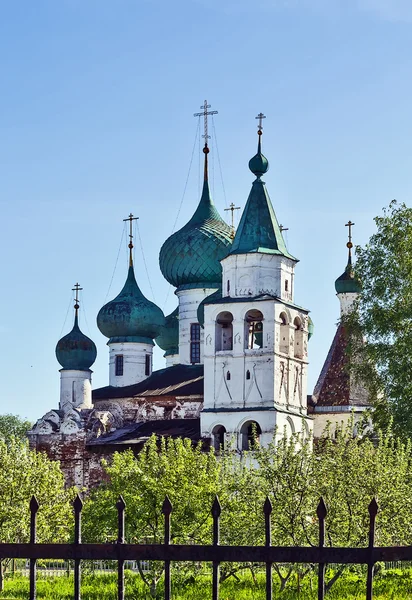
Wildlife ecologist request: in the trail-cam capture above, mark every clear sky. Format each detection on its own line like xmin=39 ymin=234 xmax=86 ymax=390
xmin=1 ymin=0 xmax=411 ymax=421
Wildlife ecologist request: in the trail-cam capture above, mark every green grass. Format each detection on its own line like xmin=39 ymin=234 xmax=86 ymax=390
xmin=1 ymin=569 xmax=412 ymax=599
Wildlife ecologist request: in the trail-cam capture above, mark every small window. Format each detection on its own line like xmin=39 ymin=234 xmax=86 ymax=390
xmin=190 ymin=323 xmax=201 ymax=364
xmin=215 ymin=311 xmax=234 ymax=351
xmin=227 ymin=280 xmax=230 ymax=295
xmin=226 ymin=371 xmax=231 ymax=381
xmin=285 ymin=280 xmax=289 ymax=292
xmin=245 ymin=309 xmax=264 ymax=349
xmin=212 ymin=425 xmax=226 ymax=452
xmin=145 ymin=354 xmax=151 ymax=377
xmin=240 ymin=421 xmax=262 ymax=450
xmin=246 ymin=370 xmax=251 ymax=380
xmin=115 ymin=355 xmax=124 ymax=376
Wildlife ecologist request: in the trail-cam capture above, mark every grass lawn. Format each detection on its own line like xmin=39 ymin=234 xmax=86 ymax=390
xmin=1 ymin=568 xmax=412 ymax=599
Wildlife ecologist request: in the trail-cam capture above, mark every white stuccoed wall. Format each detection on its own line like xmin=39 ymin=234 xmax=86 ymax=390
xmin=59 ymin=370 xmax=93 ymax=412
xmin=337 ymin=292 xmax=358 ymax=316
xmin=201 ymin=297 xmax=311 ymax=445
xmin=221 ymin=253 xmax=296 ymax=302
xmin=108 ymin=341 xmax=154 ymax=387
xmin=176 ymin=287 xmax=218 ymax=364
xmin=165 ymin=353 xmax=180 ymax=367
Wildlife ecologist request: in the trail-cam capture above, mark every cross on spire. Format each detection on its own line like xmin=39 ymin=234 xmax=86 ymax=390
xmin=123 ymin=213 xmax=139 ymax=267
xmin=345 ymin=220 xmax=355 ymax=261
xmin=256 ymin=112 xmax=266 ymax=133
xmin=224 ymin=202 xmax=241 ymax=239
xmin=72 ymin=283 xmax=82 ymax=316
xmin=194 ymin=100 xmax=218 ymax=146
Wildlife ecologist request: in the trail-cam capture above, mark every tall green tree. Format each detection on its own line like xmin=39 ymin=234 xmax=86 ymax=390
xmin=0 ymin=414 xmax=32 ymax=444
xmin=346 ymin=200 xmax=412 ymax=438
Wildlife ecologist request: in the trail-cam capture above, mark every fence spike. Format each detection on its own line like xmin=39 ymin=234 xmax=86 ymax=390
xmin=116 ymin=495 xmax=126 ymax=511
xmin=263 ymin=497 xmax=273 ymax=515
xmin=73 ymin=494 xmax=83 ymax=513
xmin=368 ymin=498 xmax=379 ymax=517
xmin=211 ymin=495 xmax=221 ymax=518
xmin=316 ymin=497 xmax=327 ymax=519
xmin=30 ymin=495 xmax=39 ymax=513
xmin=162 ymin=495 xmax=173 ymax=515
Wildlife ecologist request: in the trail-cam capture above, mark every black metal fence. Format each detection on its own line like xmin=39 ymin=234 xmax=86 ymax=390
xmin=1 ymin=494 xmax=412 ymax=600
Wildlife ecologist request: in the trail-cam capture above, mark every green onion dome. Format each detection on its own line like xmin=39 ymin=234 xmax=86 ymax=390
xmin=97 ymin=266 xmax=165 ymax=344
xmin=159 ymin=148 xmax=233 ymax=291
xmin=56 ymin=314 xmax=97 ymax=370
xmin=335 ymin=255 xmax=361 ymax=295
xmin=249 ymin=133 xmax=269 ymax=178
xmin=308 ymin=316 xmax=314 ymax=341
xmin=156 ymin=307 xmax=179 ymax=357
xmin=197 ymin=287 xmax=222 ymax=328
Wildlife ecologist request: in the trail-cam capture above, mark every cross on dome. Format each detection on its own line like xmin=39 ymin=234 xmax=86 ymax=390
xmin=256 ymin=112 xmax=266 ymax=133
xmin=72 ymin=282 xmax=82 ymax=315
xmin=194 ymin=100 xmax=218 ymax=146
xmin=123 ymin=213 xmax=139 ymax=267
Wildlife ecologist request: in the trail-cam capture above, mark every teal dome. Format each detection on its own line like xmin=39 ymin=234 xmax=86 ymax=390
xmin=56 ymin=315 xmax=97 ymax=370
xmin=308 ymin=316 xmax=314 ymax=341
xmin=197 ymin=287 xmax=222 ymax=327
xmin=249 ymin=140 xmax=269 ymax=178
xmin=159 ymin=151 xmax=232 ymax=290
xmin=335 ymin=256 xmax=361 ymax=295
xmin=156 ymin=307 xmax=179 ymax=357
xmin=97 ymin=266 xmax=165 ymax=343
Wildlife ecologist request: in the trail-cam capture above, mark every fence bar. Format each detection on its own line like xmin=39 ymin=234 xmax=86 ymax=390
xmin=117 ymin=496 xmax=126 ymax=600
xmin=29 ymin=496 xmax=39 ymax=600
xmin=212 ymin=496 xmax=221 ymax=600
xmin=73 ymin=495 xmax=83 ymax=600
xmin=264 ymin=497 xmax=273 ymax=600
xmin=162 ymin=496 xmax=172 ymax=600
xmin=366 ymin=499 xmax=378 ymax=600
xmin=317 ymin=498 xmax=327 ymax=600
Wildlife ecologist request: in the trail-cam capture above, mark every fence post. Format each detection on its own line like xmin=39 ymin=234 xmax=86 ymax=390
xmin=162 ymin=496 xmax=172 ymax=600
xmin=117 ymin=496 xmax=126 ymax=600
xmin=73 ymin=494 xmax=83 ymax=600
xmin=211 ymin=496 xmax=221 ymax=600
xmin=264 ymin=497 xmax=273 ymax=600
xmin=366 ymin=498 xmax=378 ymax=600
xmin=317 ymin=497 xmax=327 ymax=600
xmin=29 ymin=496 xmax=39 ymax=600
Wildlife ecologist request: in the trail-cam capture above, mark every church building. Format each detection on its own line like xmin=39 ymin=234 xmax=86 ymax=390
xmin=28 ymin=106 xmax=370 ymax=488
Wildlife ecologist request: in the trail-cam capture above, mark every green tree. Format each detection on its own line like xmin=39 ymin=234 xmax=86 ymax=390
xmin=346 ymin=200 xmax=412 ymax=439
xmin=0 ymin=438 xmax=73 ymax=590
xmin=0 ymin=414 xmax=32 ymax=444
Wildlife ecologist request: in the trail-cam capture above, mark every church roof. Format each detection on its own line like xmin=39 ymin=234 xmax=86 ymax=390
xmin=311 ymin=323 xmax=369 ymax=409
xmin=56 ymin=308 xmax=97 ymax=371
xmin=93 ymin=364 xmax=204 ymax=401
xmin=87 ymin=418 xmax=201 ymax=447
xmin=229 ymin=132 xmax=296 ymax=261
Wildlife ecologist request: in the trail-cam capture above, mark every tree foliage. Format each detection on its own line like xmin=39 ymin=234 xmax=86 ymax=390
xmin=345 ymin=200 xmax=412 ymax=438
xmin=0 ymin=414 xmax=32 ymax=445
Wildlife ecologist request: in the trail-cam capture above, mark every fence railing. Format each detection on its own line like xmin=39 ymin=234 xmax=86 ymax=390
xmin=1 ymin=494 xmax=412 ymax=600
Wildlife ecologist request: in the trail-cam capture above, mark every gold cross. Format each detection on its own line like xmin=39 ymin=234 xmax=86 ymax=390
xmin=72 ymin=283 xmax=82 ymax=315
xmin=194 ymin=100 xmax=218 ymax=144
xmin=256 ymin=112 xmax=266 ymax=132
xmin=123 ymin=213 xmax=139 ymax=266
xmin=345 ymin=220 xmax=355 ymax=250
xmin=224 ymin=203 xmax=241 ymax=239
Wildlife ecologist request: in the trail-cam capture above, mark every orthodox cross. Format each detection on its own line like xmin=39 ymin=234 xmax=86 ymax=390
xmin=72 ymin=283 xmax=82 ymax=315
xmin=194 ymin=100 xmax=218 ymax=144
xmin=256 ymin=112 xmax=266 ymax=133
xmin=224 ymin=202 xmax=241 ymax=238
xmin=123 ymin=213 xmax=139 ymax=266
xmin=345 ymin=220 xmax=355 ymax=252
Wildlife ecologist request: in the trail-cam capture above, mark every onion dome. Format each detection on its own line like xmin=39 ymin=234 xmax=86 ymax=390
xmin=97 ymin=265 xmax=165 ymax=344
xmin=335 ymin=227 xmax=361 ymax=294
xmin=229 ymin=124 xmax=296 ymax=260
xmin=308 ymin=316 xmax=314 ymax=340
xmin=159 ymin=145 xmax=233 ymax=291
xmin=197 ymin=287 xmax=222 ymax=328
xmin=156 ymin=307 xmax=179 ymax=357
xmin=56 ymin=291 xmax=97 ymax=370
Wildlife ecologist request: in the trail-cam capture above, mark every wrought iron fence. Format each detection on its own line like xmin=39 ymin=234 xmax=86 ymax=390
xmin=1 ymin=494 xmax=412 ymax=600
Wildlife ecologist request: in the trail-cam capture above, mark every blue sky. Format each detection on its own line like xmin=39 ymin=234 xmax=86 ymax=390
xmin=1 ymin=0 xmax=411 ymax=421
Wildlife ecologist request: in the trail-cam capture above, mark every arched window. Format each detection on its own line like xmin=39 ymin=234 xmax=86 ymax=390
xmin=294 ymin=317 xmax=303 ymax=359
xmin=279 ymin=312 xmax=289 ymax=354
xmin=226 ymin=371 xmax=231 ymax=381
xmin=215 ymin=312 xmax=233 ymax=351
xmin=212 ymin=425 xmax=226 ymax=451
xmin=245 ymin=309 xmax=264 ymax=349
xmin=240 ymin=420 xmax=262 ymax=450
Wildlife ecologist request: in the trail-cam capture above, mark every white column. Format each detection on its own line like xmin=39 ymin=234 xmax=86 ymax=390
xmin=108 ymin=341 xmax=154 ymax=387
xmin=59 ymin=370 xmax=93 ymax=412
xmin=176 ymin=287 xmax=217 ymax=365
xmin=338 ymin=292 xmax=358 ymax=316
